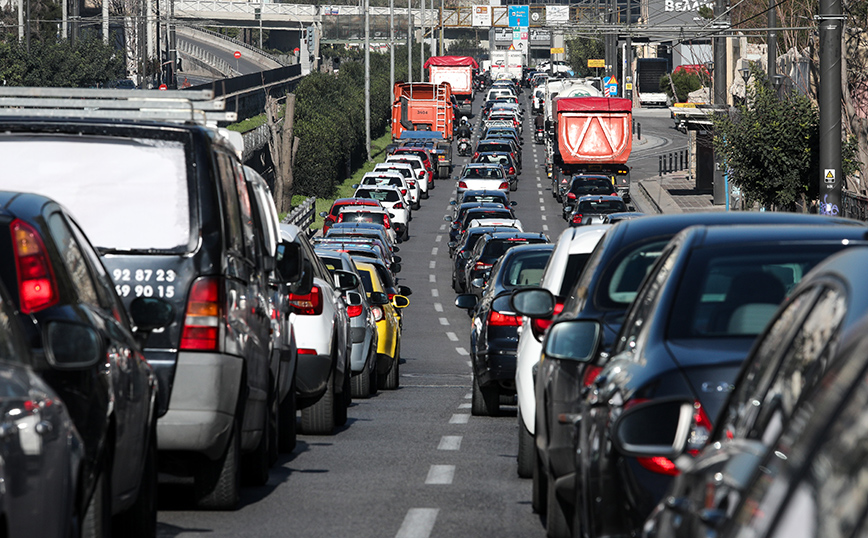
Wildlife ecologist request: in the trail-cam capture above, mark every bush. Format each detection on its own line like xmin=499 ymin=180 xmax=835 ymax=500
xmin=660 ymin=70 xmax=703 ymax=103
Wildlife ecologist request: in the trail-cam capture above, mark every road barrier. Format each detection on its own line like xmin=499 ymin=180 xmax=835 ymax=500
xmin=282 ymin=196 xmax=316 ymax=236
xmin=658 ymin=149 xmax=688 ymax=176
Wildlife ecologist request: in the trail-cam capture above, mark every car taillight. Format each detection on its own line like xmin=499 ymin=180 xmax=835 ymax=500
xmin=420 ymin=171 xmax=426 ymax=178
xmin=336 ymin=214 xmax=344 ymax=223
xmin=401 ymin=189 xmax=407 ymax=195
xmin=459 ymin=181 xmax=468 ymax=189
xmin=298 ymin=348 xmax=317 ymax=355
xmin=474 ymin=261 xmax=492 ymax=270
xmin=10 ymin=219 xmax=60 ymax=315
xmin=473 ymin=152 xmax=479 ymax=159
xmin=288 ymin=285 xmax=323 ymax=316
xmin=581 ymin=365 xmax=603 ymax=388
xmin=509 ymin=167 xmax=515 ymax=175
xmin=629 ymin=399 xmax=712 ymax=476
xmin=371 ymin=306 xmax=384 ymax=322
xmin=384 ymin=216 xmax=392 ymax=229
xmin=571 ymin=213 xmax=583 ymax=224
xmin=347 ymin=304 xmax=363 ymax=317
xmin=499 ymin=182 xmax=509 ymax=190
xmin=567 ymin=192 xmax=577 ymax=200
xmin=530 ymin=302 xmax=564 ymax=339
xmin=394 ymin=202 xmax=405 ymax=209
xmin=180 ymin=276 xmax=223 ymax=351
xmin=489 ymin=310 xmax=521 ymax=326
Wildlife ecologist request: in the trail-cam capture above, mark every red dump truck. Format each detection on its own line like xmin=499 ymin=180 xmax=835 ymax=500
xmin=550 ymin=96 xmax=633 ymax=201
xmin=424 ymin=56 xmax=478 ymax=117
xmin=391 ymin=82 xmax=454 ymax=142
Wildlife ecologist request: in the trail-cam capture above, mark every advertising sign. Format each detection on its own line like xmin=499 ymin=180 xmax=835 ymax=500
xmin=647 ymin=0 xmax=715 ymax=27
xmin=472 ymin=5 xmax=491 ymax=27
xmin=546 ymin=5 xmax=569 ymax=22
xmin=587 ymin=59 xmax=605 ymax=68
xmin=508 ymin=5 xmax=529 ymax=27
xmin=529 ymin=29 xmax=551 ymax=46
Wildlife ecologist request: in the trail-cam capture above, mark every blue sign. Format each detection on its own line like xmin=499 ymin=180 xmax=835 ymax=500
xmin=508 ymin=6 xmax=529 ymax=28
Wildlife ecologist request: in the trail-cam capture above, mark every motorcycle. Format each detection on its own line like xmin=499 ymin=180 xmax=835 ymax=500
xmin=457 ymin=138 xmax=471 ymax=157
xmin=534 ymin=128 xmax=544 ymax=144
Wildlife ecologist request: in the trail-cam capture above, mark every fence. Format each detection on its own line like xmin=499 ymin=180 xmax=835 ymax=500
xmin=842 ymin=191 xmax=868 ymax=221
xmin=658 ymin=149 xmax=689 ymax=176
xmin=282 ymin=196 xmax=316 ymax=236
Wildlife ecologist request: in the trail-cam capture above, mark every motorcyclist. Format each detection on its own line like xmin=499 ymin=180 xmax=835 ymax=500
xmin=455 ymin=117 xmax=472 ymax=140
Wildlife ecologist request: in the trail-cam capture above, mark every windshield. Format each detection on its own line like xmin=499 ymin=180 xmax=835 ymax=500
xmin=0 ymin=136 xmax=190 ymax=251
xmin=484 ymin=238 xmax=546 ymax=258
xmin=463 ymin=210 xmax=512 ymax=225
xmin=502 ymin=251 xmax=552 ymax=289
xmin=355 ymin=189 xmax=400 ymax=202
xmin=577 ymin=200 xmax=627 ymax=213
xmin=463 ymin=167 xmax=504 ymax=179
xmin=339 ymin=212 xmax=387 ymax=226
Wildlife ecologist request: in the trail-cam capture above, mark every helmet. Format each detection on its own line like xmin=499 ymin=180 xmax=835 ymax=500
xmin=460 ymin=116 xmax=469 ymax=125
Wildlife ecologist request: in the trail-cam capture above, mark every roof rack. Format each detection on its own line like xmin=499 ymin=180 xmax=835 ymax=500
xmin=0 ymin=87 xmax=237 ymax=124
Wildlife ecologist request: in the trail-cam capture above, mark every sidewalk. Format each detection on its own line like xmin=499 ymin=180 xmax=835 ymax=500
xmin=637 ymin=171 xmax=725 ymax=214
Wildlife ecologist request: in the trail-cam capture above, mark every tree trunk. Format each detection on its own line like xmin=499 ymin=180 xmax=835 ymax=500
xmin=281 ymin=94 xmax=297 ymax=212
xmin=265 ymin=94 xmax=285 ymax=210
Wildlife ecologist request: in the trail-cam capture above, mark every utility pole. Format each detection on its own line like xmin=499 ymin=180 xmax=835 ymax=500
xmin=818 ymin=0 xmax=842 ymax=214
xmin=439 ymin=0 xmax=444 ymax=55
xmin=103 ymin=0 xmax=109 ymax=44
xmin=712 ymin=0 xmax=727 ymax=205
xmin=768 ymin=0 xmax=777 ymax=86
xmin=365 ymin=0 xmax=371 ymax=161
xmin=420 ymin=0 xmax=425 ymax=81
xmin=429 ymin=0 xmax=435 ymax=58
xmin=408 ymin=0 xmax=413 ymax=83
xmin=390 ymin=0 xmax=394 ymax=91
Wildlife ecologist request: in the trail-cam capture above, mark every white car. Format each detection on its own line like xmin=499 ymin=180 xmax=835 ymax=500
xmin=340 ymin=199 xmax=409 ymax=242
xmin=359 ymin=172 xmax=418 ymax=210
xmin=375 ymin=162 xmax=427 ymax=200
xmin=352 ymin=184 xmax=411 ymax=239
xmin=456 ymin=164 xmax=510 ymax=196
xmin=386 ymin=154 xmax=431 ymax=192
xmin=466 ymin=217 xmax=523 ymax=231
xmin=513 ymin=225 xmax=608 ymax=478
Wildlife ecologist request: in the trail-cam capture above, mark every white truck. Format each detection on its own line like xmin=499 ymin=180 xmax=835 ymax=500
xmin=490 ymin=50 xmax=524 ymax=82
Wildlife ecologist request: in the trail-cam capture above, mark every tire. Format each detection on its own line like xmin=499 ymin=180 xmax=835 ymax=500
xmin=334 ymin=367 xmax=350 ymax=427
xmin=82 ymin=464 xmax=111 ymax=538
xmin=351 ymin=367 xmax=371 ymax=398
xmin=517 ymin=409 xmax=534 ymax=479
xmin=471 ymin=370 xmax=499 ymax=416
xmin=401 ymin=225 xmax=410 ymax=242
xmin=379 ymin=344 xmax=400 ymax=390
xmin=267 ymin=378 xmax=279 ymax=466
xmin=452 ymin=274 xmax=462 ymax=293
xmin=300 ymin=370 xmax=335 ymax=435
xmin=194 ymin=416 xmax=240 ymax=510
xmin=413 ymin=200 xmax=421 ymax=210
xmin=546 ymin=474 xmax=571 ymax=538
xmin=113 ymin=422 xmax=157 ymax=538
xmin=510 ymin=181 xmax=517 ymax=192
xmin=422 ymin=189 xmax=429 ymax=199
xmin=532 ymin=449 xmax=547 ymax=514
xmin=241 ymin=402 xmax=271 ymax=487
xmin=278 ymin=376 xmax=297 ymax=453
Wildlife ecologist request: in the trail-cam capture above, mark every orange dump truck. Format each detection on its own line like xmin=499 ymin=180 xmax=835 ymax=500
xmin=553 ymin=96 xmax=633 ymax=200
xmin=424 ymin=56 xmax=478 ymax=117
xmin=391 ymin=82 xmax=454 ymax=143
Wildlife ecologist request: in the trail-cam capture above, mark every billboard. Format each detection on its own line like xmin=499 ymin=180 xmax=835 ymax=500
xmin=546 ymin=5 xmax=569 ymax=23
xmin=647 ymin=0 xmax=716 ymax=27
xmin=472 ymin=5 xmax=491 ymax=27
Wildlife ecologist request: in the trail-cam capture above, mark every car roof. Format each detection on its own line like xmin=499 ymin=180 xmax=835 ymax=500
xmin=339 ymin=206 xmax=389 ymax=214
xmin=577 ymin=195 xmax=624 ymax=202
xmin=684 ymin=223 xmax=868 ymax=248
xmin=487 ymin=231 xmax=547 ymax=240
xmin=554 ymin=225 xmax=612 ymax=254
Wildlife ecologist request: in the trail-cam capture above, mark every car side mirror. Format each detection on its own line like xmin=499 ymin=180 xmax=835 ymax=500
xmin=510 ymin=201 xmax=517 ymax=206
xmin=391 ymin=262 xmax=402 ymax=274
xmin=450 ymin=200 xmax=457 ymax=205
xmin=129 ymin=297 xmax=174 ymax=332
xmin=352 ymin=184 xmax=360 ymax=189
xmin=392 ymin=295 xmax=410 ymax=309
xmin=319 ymin=211 xmax=329 ymax=218
xmin=470 ymin=278 xmax=485 ymax=290
xmin=369 ymin=291 xmax=390 ymax=305
xmin=44 ymin=321 xmax=103 ymax=370
xmin=392 ymin=246 xmax=400 ymax=253
xmin=454 ymin=294 xmax=478 ymax=310
xmin=542 ymin=319 xmax=601 ymax=362
xmin=275 ymin=241 xmax=303 ymax=283
xmin=334 ymin=270 xmax=360 ymax=292
xmin=458 ymin=251 xmax=470 ymax=260
xmin=611 ymin=398 xmax=696 ymax=460
xmin=346 ymin=291 xmax=364 ymax=307
xmin=399 ymin=285 xmax=413 ymax=296
xmin=447 ymin=241 xmax=457 ymax=249
xmin=443 ymin=215 xmax=451 ymax=222
xmin=510 ymin=287 xmax=555 ymax=317
xmin=393 ymin=256 xmax=402 ymax=264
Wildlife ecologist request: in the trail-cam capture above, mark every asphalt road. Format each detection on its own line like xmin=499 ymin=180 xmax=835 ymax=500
xmin=155 ymin=88 xmax=684 ymax=538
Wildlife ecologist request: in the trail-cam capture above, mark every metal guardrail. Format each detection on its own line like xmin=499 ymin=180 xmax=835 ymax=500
xmin=177 ymin=38 xmax=237 ymax=77
xmin=188 ymin=26 xmax=286 ymax=66
xmin=658 ymin=149 xmax=689 ymax=176
xmin=842 ymin=191 xmax=868 ymax=221
xmin=282 ymin=196 xmax=316 ymax=236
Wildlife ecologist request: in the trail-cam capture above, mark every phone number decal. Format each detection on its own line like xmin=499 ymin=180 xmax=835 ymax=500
xmin=113 ymin=269 xmax=177 ymax=298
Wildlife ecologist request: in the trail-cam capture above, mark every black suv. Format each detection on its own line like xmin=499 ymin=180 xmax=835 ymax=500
xmin=0 ymin=103 xmax=301 ymax=509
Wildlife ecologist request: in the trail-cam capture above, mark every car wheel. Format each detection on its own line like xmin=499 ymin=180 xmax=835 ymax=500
xmin=351 ymin=368 xmax=371 ymax=398
xmin=82 ymin=463 xmax=111 ymax=538
xmin=113 ymin=420 xmax=157 ymax=537
xmin=471 ymin=370 xmax=499 ymax=416
xmin=278 ymin=382 xmax=297 ymax=454
xmin=422 ymin=189 xmax=429 ymax=199
xmin=194 ymin=415 xmax=241 ymax=510
xmin=546 ymin=474 xmax=571 ymax=538
xmin=368 ymin=345 xmax=379 ymax=396
xmin=532 ymin=445 xmax=546 ymax=514
xmin=401 ymin=226 xmax=410 ymax=242
xmin=334 ymin=367 xmax=350 ymax=427
xmin=510 ymin=181 xmax=517 ymax=192
xmin=413 ymin=200 xmax=421 ymax=210
xmin=300 ymin=369 xmax=336 ymax=435
xmin=267 ymin=376 xmax=279 ymax=466
xmin=380 ymin=344 xmax=400 ymax=390
xmin=241 ymin=397 xmax=271 ymax=487
xmin=517 ymin=409 xmax=534 ymax=479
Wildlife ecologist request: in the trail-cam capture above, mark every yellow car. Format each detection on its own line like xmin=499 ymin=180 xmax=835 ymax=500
xmin=355 ymin=262 xmax=409 ymax=389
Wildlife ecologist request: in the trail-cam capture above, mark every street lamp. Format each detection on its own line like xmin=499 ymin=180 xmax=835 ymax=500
xmin=704 ymin=60 xmax=714 ymax=101
xmin=772 ymin=74 xmax=784 ymax=94
xmin=739 ymin=66 xmax=750 ymax=84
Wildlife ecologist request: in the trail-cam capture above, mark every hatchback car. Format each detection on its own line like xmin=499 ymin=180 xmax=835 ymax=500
xmin=355 ymin=262 xmax=409 ymax=390
xmin=320 ymin=198 xmax=384 ymax=235
xmin=463 ymin=232 xmax=549 ymax=297
xmin=456 ymin=164 xmax=510 ymax=196
xmin=568 ymin=195 xmax=629 ymax=226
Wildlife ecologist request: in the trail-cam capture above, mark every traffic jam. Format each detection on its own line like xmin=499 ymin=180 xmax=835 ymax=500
xmin=0 ymin=56 xmax=863 ymax=538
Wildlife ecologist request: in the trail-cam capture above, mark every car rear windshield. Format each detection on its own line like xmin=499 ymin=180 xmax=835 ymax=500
xmin=1 ymin=136 xmax=190 ymax=252
xmin=464 ymin=167 xmax=504 ymax=179
xmin=577 ymin=200 xmax=627 ymax=213
xmin=464 ymin=195 xmax=506 ymax=205
xmin=476 ymin=155 xmax=512 ymax=167
xmin=355 ymin=189 xmax=401 ymax=202
xmin=502 ymin=251 xmax=552 ymax=289
xmin=668 ymin=244 xmax=842 ymax=339
xmin=477 ymin=143 xmax=511 ymax=154
xmin=340 ymin=212 xmax=387 ymax=226
xmin=559 ymin=253 xmax=592 ymax=297
xmin=376 ymin=166 xmax=411 ymax=178
xmin=570 ymin=179 xmax=613 ymax=193
xmin=463 ymin=210 xmax=512 ymax=225
xmin=484 ymin=238 xmax=546 ymax=258
xmin=388 ymin=158 xmax=421 ymax=170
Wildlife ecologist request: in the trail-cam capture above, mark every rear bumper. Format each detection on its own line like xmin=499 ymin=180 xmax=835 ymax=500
xmin=475 ymin=348 xmax=517 ymax=388
xmin=296 ymin=352 xmax=333 ymax=405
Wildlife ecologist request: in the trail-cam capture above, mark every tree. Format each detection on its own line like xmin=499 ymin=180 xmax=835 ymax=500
xmin=565 ymin=35 xmax=604 ymax=78
xmin=660 ymin=70 xmax=703 ymax=103
xmin=0 ymin=37 xmax=124 ymax=87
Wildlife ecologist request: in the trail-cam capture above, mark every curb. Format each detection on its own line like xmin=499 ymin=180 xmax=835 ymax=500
xmin=638 ymin=179 xmax=683 ymax=215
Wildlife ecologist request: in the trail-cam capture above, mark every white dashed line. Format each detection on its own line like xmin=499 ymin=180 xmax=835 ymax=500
xmin=538 ymin=190 xmax=543 ymax=195
xmin=543 ymin=224 xmax=549 ymax=231
xmin=433 ymin=302 xmax=443 ymax=312
xmin=429 ymin=274 xmax=436 ymax=283
xmin=446 ymin=332 xmax=459 ymax=341
xmin=541 ymin=215 xmax=547 ymax=221
xmin=395 ymin=508 xmax=439 ymax=538
xmin=435 ymin=235 xmax=442 ymax=242
xmin=449 ymin=414 xmax=470 ymax=424
xmin=455 ymin=347 xmax=469 ymax=356
xmin=425 ymin=465 xmax=455 ymax=485
xmin=464 ymin=393 xmax=472 ymax=399
xmin=431 ymin=247 xmax=438 ymax=256
xmin=539 ymin=197 xmax=545 ymax=203
xmin=540 ymin=206 xmax=546 ymax=212
xmin=458 ymin=403 xmax=471 ymax=409
xmin=439 ymin=317 xmax=449 ymax=326
xmin=439 ymin=224 xmax=446 ymax=231
xmin=438 ymin=436 xmax=462 ymax=450
xmin=431 ymin=289 xmax=439 ymax=297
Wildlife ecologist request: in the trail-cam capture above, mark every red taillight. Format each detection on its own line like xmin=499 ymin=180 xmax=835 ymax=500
xmin=509 ymin=167 xmax=515 ymax=175
xmin=473 ymin=152 xmax=479 ymax=159
xmin=474 ymin=261 xmax=492 ymax=270
xmin=394 ymin=202 xmax=405 ymax=209
xmin=499 ymin=182 xmax=509 ymax=190
xmin=572 ymin=213 xmax=584 ymax=224
xmin=288 ymin=285 xmax=323 ymax=316
xmin=420 ymin=171 xmax=426 ymax=178
xmin=637 ymin=456 xmax=680 ymax=476
xmin=401 ymin=189 xmax=407 ymax=195
xmin=567 ymin=192 xmax=577 ymax=200
xmin=530 ymin=302 xmax=564 ymax=339
xmin=459 ymin=181 xmax=468 ymax=189
xmin=581 ymin=365 xmax=603 ymax=388
xmin=384 ymin=216 xmax=392 ymax=229
xmin=10 ymin=219 xmax=59 ymax=314
xmin=371 ymin=306 xmax=384 ymax=322
xmin=337 ymin=214 xmax=344 ymax=223
xmin=180 ymin=276 xmax=222 ymax=351
xmin=347 ymin=304 xmax=363 ymax=317
xmin=298 ymin=348 xmax=317 ymax=355
xmin=489 ymin=310 xmax=521 ymax=326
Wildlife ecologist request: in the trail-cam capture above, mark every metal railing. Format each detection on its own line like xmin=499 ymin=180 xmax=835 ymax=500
xmin=187 ymin=25 xmax=286 ymax=66
xmin=177 ymin=38 xmax=236 ymax=77
xmin=842 ymin=191 xmax=868 ymax=221
xmin=658 ymin=149 xmax=689 ymax=176
xmin=282 ymin=196 xmax=316 ymax=236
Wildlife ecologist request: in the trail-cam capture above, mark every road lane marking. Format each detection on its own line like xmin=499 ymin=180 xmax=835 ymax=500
xmin=458 ymin=403 xmax=471 ymax=409
xmin=455 ymin=347 xmax=469 ymax=356
xmin=539 ymin=197 xmax=545 ymax=203
xmin=449 ymin=414 xmax=470 ymax=424
xmin=431 ymin=247 xmax=438 ymax=256
xmin=541 ymin=215 xmax=547 ymax=221
xmin=425 ymin=465 xmax=455 ymax=485
xmin=439 ymin=224 xmax=446 ymax=231
xmin=435 ymin=235 xmax=442 ymax=242
xmin=429 ymin=274 xmax=436 ymax=283
xmin=396 ymin=508 xmax=439 ymax=538
xmin=431 ymin=289 xmax=439 ymax=297
xmin=429 ymin=260 xmax=436 ymax=269
xmin=433 ymin=302 xmax=443 ymax=312
xmin=446 ymin=332 xmax=459 ymax=341
xmin=538 ymin=190 xmax=543 ymax=195
xmin=465 ymin=393 xmax=472 ymax=399
xmin=439 ymin=317 xmax=449 ymax=326
xmin=543 ymin=224 xmax=549 ymax=231
xmin=438 ymin=436 xmax=462 ymax=450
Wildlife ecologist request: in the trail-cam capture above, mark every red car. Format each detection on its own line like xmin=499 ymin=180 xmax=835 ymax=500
xmin=319 ymin=198 xmax=382 ymax=234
